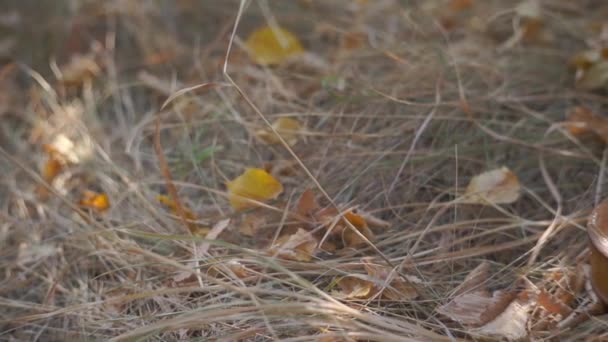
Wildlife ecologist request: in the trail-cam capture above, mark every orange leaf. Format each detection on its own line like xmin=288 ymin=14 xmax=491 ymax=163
xmin=79 ymin=190 xmax=110 ymax=212
xmin=245 ymin=26 xmax=304 ymax=65
xmin=227 ymin=168 xmax=283 ymax=210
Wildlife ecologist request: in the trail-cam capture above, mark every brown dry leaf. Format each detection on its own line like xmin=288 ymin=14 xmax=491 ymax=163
xmin=245 ymin=26 xmax=304 ymax=65
xmin=315 ymin=208 xmax=375 ymax=247
xmin=295 ymin=189 xmax=319 ymax=217
xmin=209 ymin=260 xmax=252 ymax=280
xmin=438 ymin=290 xmax=516 ymax=326
xmin=473 ymin=298 xmax=532 ymax=341
xmin=362 ymin=260 xmax=419 ymax=301
xmin=341 ymin=31 xmax=367 ymax=50
xmin=449 ymin=0 xmax=473 ymax=12
xmin=537 ymin=290 xmax=570 ymax=317
xmin=239 ymin=214 xmax=266 ymax=237
xmin=577 ymin=60 xmax=608 ymax=90
xmin=336 ymin=276 xmax=375 ymax=299
xmin=59 ymin=54 xmax=101 ymax=85
xmin=564 ymin=106 xmax=608 ymax=143
xmin=157 ymin=195 xmax=209 ymax=235
xmin=226 ymin=168 xmax=283 ymax=211
xmin=462 ymin=166 xmax=521 ymax=205
xmin=255 ymin=117 xmax=303 ymax=146
xmin=79 ymin=190 xmax=110 ymax=212
xmin=268 ymin=228 xmax=317 ymax=262
xmin=453 ymin=261 xmax=490 ymax=296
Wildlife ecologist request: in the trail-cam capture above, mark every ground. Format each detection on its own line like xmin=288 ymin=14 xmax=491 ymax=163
xmin=1 ymin=0 xmax=608 ymax=341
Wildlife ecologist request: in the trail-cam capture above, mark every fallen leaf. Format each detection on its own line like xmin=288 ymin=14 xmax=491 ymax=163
xmin=239 ymin=214 xmax=266 ymax=237
xmin=268 ymin=228 xmax=317 ymax=261
xmin=362 ymin=260 xmax=419 ymax=300
xmin=245 ymin=26 xmax=304 ymax=65
xmin=295 ymin=189 xmax=319 ymax=217
xmin=453 ymin=261 xmax=490 ymax=296
xmin=227 ymin=168 xmax=283 ymax=210
xmin=209 ymin=260 xmax=252 ymax=280
xmin=316 ymin=208 xmax=375 ymax=247
xmin=439 ymin=261 xmax=517 ymax=326
xmin=449 ymin=0 xmax=473 ymax=12
xmin=36 ymin=145 xmax=69 ymax=200
xmin=462 ymin=166 xmax=521 ymax=205
xmin=255 ymin=117 xmax=303 ymax=146
xmin=576 ymin=60 xmax=608 ymax=90
xmin=59 ymin=54 xmax=101 ymax=85
xmin=438 ymin=290 xmax=516 ymax=326
xmin=79 ymin=190 xmax=110 ymax=212
xmin=564 ymin=107 xmax=608 ymax=144
xmin=473 ymin=298 xmax=532 ymax=341
xmin=336 ymin=275 xmax=375 ymax=299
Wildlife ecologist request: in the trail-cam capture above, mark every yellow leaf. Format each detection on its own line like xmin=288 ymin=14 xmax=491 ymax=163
xmin=255 ymin=117 xmax=303 ymax=146
xmin=245 ymin=26 xmax=304 ymax=65
xmin=79 ymin=190 xmax=110 ymax=212
xmin=462 ymin=167 xmax=521 ymax=205
xmin=336 ymin=276 xmax=375 ymax=299
xmin=227 ymin=168 xmax=283 ymax=210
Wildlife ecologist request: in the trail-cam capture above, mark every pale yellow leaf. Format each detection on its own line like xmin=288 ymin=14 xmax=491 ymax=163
xmin=268 ymin=228 xmax=317 ymax=262
xmin=255 ymin=117 xmax=303 ymax=146
xmin=336 ymin=276 xmax=375 ymax=299
xmin=463 ymin=166 xmax=521 ymax=205
xmin=473 ymin=299 xmax=532 ymax=341
xmin=437 ymin=290 xmax=515 ymax=326
xmin=245 ymin=26 xmax=304 ymax=65
xmin=227 ymin=168 xmax=283 ymax=210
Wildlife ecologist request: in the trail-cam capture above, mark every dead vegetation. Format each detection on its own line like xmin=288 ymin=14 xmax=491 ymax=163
xmin=2 ymin=0 xmax=608 ymax=340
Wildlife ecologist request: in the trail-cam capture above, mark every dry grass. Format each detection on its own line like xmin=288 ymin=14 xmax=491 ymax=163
xmin=2 ymin=0 xmax=608 ymax=340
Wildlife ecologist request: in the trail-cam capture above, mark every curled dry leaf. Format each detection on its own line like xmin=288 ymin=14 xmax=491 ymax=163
xmin=268 ymin=228 xmax=317 ymax=262
xmin=462 ymin=166 xmax=521 ymax=205
xmin=316 ymin=208 xmax=374 ymax=247
xmin=245 ymin=26 xmax=304 ymax=65
xmin=226 ymin=168 xmax=283 ymax=211
xmin=79 ymin=190 xmax=110 ymax=212
xmin=255 ymin=117 xmax=303 ymax=146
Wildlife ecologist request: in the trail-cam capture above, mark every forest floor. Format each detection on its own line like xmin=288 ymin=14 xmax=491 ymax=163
xmin=2 ymin=1 xmax=608 ymax=341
